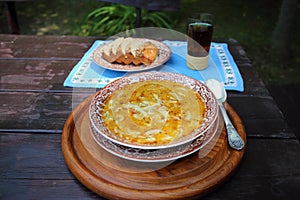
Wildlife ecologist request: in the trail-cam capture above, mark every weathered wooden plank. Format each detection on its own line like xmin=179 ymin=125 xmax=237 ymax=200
xmin=0 ymin=92 xmax=293 ymax=139
xmin=0 ymin=179 xmax=101 ymax=200
xmin=243 ymin=118 xmax=295 ymax=139
xmin=0 ymin=60 xmax=76 ymax=91
xmin=0 ymin=34 xmax=101 ymax=59
xmin=1 ymin=176 xmax=298 ymax=200
xmin=2 ymin=175 xmax=298 ymax=200
xmin=0 ymin=133 xmax=73 ymax=180
xmin=204 ymin=175 xmax=300 ymax=200
xmin=1 ymin=132 xmax=299 ymax=199
xmin=228 ymin=96 xmax=296 ymax=138
xmin=0 ymin=92 xmax=71 ymax=131
xmin=0 ymin=92 xmax=94 ymax=131
xmin=205 ymin=138 xmax=300 ymax=200
xmin=229 ymin=95 xmax=296 ymax=138
xmin=228 ymin=96 xmax=283 ymax=119
xmin=268 ymin=84 xmax=300 ymax=140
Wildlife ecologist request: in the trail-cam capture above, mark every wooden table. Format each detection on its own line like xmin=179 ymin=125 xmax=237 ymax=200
xmin=0 ymin=34 xmax=299 ymax=199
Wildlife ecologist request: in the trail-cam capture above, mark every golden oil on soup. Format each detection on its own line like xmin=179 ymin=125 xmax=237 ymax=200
xmin=101 ymin=80 xmax=206 ymax=145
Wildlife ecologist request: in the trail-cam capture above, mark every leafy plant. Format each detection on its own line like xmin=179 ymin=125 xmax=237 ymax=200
xmin=84 ymin=4 xmax=173 ymax=36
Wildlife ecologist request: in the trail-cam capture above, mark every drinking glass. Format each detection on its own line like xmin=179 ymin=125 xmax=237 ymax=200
xmin=187 ymin=13 xmax=214 ymax=70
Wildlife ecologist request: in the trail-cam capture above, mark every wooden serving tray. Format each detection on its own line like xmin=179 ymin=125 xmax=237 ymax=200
xmin=62 ymin=96 xmax=246 ymax=200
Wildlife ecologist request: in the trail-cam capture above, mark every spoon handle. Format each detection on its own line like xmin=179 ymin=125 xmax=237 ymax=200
xmin=219 ymin=103 xmax=245 ymax=150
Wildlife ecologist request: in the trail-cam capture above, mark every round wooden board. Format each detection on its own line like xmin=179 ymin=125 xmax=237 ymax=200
xmin=62 ymin=96 xmax=247 ymax=200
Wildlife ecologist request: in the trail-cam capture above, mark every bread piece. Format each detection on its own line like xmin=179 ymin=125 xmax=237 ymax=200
xmin=102 ymin=37 xmax=159 ymax=66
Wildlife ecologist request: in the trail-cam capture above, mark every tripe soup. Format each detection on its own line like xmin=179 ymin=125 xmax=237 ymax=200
xmin=101 ymin=80 xmax=206 ymax=145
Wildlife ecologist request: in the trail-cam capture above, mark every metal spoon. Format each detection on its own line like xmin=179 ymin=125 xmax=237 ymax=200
xmin=206 ymin=79 xmax=245 ymax=150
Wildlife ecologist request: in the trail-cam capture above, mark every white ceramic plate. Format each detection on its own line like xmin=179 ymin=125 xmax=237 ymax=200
xmin=92 ymin=39 xmax=172 ymax=72
xmin=89 ymin=72 xmax=219 ymax=150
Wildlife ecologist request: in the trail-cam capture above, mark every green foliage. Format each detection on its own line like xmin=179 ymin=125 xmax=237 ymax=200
xmin=83 ymin=4 xmax=173 ymax=36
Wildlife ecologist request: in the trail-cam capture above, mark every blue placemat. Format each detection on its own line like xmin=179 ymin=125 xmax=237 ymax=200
xmin=63 ymin=40 xmax=244 ymax=91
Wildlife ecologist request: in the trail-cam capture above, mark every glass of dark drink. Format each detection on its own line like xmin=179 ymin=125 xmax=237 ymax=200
xmin=187 ymin=13 xmax=214 ymax=70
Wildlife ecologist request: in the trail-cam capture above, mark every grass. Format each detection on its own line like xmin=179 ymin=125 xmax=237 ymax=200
xmin=0 ymin=0 xmax=299 ymax=85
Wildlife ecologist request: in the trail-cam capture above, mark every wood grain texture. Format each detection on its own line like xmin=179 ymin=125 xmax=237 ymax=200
xmin=0 ymin=60 xmax=76 ymax=91
xmin=0 ymin=35 xmax=100 ymax=59
xmin=0 ymin=92 xmax=293 ymax=139
xmin=61 ymin=96 xmax=246 ymax=200
xmin=1 ymin=133 xmax=299 ymax=199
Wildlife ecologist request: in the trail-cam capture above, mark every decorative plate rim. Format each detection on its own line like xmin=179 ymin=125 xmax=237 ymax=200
xmin=92 ymin=38 xmax=172 ymax=72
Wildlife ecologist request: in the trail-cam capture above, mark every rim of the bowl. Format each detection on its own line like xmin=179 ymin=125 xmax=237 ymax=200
xmin=89 ymin=72 xmax=219 ymax=150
